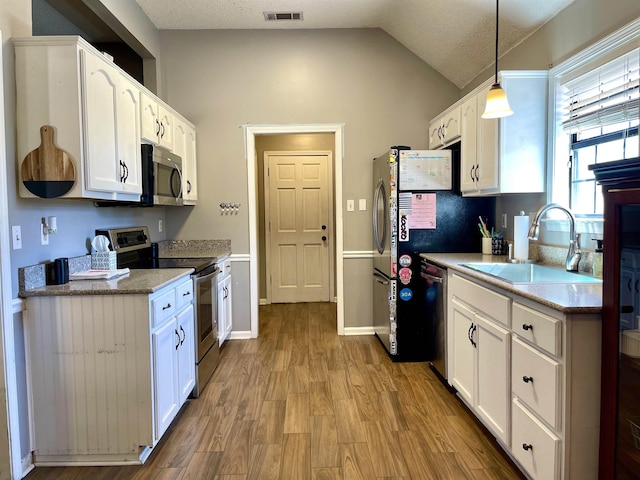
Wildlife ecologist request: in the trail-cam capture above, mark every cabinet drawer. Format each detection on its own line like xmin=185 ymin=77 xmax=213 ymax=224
xmin=219 ymin=258 xmax=231 ymax=278
xmin=512 ymin=398 xmax=560 ymax=480
xmin=513 ymin=302 xmax=562 ymax=356
xmin=175 ymin=278 xmax=194 ymax=311
xmin=450 ymin=274 xmax=510 ymax=326
xmin=512 ymin=337 xmax=561 ymax=430
xmin=152 ymin=289 xmax=176 ymax=328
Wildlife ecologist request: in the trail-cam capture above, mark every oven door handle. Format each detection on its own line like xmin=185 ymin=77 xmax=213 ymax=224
xmin=194 ymin=267 xmax=220 ymax=284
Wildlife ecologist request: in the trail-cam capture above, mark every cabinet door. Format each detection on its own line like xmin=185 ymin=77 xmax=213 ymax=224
xmin=116 ymin=75 xmax=142 ymax=194
xmin=476 ymin=85 xmax=499 ymax=191
xmin=140 ymin=91 xmax=160 ymax=144
xmin=429 ymin=119 xmax=443 ymax=149
xmin=158 ymin=105 xmax=174 ymax=150
xmin=449 ymin=298 xmax=476 ymax=405
xmin=442 ymin=108 xmax=461 ymax=144
xmin=152 ymin=319 xmax=179 ymax=442
xmin=81 ymin=50 xmax=119 ymax=193
xmin=475 ymin=314 xmax=510 ymax=444
xmin=177 ymin=304 xmax=196 ymax=404
xmin=184 ymin=126 xmax=198 ymax=202
xmin=223 ymin=274 xmax=233 ymax=341
xmin=174 ymin=119 xmax=198 ymax=203
xmin=217 ymin=276 xmax=227 ymax=346
xmin=460 ymin=96 xmax=478 ymax=194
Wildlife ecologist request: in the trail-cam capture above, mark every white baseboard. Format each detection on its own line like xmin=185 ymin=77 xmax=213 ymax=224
xmin=228 ymin=331 xmax=252 ymax=340
xmin=343 ymin=326 xmax=375 ymax=336
xmin=259 ymin=298 xmax=267 ymax=305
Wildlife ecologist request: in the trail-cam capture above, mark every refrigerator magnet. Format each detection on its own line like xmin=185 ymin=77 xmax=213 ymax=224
xmin=399 ymin=267 xmax=412 ymax=285
xmin=399 ymin=288 xmax=413 ymax=301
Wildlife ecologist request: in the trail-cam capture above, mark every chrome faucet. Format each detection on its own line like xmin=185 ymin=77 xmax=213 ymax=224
xmin=528 ymin=203 xmax=582 ymax=272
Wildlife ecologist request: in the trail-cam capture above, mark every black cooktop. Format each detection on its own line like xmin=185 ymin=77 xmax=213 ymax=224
xmin=157 ymin=257 xmax=216 ymax=272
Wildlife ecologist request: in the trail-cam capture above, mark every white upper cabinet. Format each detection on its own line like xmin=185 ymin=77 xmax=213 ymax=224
xmin=14 ymin=36 xmax=195 ymax=201
xmin=460 ymin=71 xmax=548 ymax=196
xmin=173 ymin=115 xmax=198 ymax=204
xmin=429 ymin=106 xmax=461 ymax=149
xmin=141 ymin=90 xmax=174 ymax=151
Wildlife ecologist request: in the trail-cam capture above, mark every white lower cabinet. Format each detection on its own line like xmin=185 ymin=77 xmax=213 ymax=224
xmin=217 ymin=258 xmax=233 ymax=345
xmin=24 ymin=276 xmax=195 ymax=465
xmin=449 ymin=275 xmax=510 ymax=445
xmin=448 ymin=271 xmax=602 ymax=480
xmin=153 ymin=316 xmax=180 ymax=441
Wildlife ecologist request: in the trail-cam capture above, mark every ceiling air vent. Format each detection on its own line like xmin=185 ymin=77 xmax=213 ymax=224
xmin=263 ymin=12 xmax=303 ymax=22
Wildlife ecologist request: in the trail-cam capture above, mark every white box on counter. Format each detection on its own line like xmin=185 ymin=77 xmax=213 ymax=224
xmin=91 ymin=251 xmax=117 ymax=270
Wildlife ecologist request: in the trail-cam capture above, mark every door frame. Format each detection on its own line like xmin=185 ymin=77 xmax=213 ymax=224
xmin=244 ymin=124 xmax=345 ymax=337
xmin=263 ymin=150 xmax=334 ymax=304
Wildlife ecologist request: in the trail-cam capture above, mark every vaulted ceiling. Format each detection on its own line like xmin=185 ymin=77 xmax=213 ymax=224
xmin=134 ymin=0 xmax=576 ymax=88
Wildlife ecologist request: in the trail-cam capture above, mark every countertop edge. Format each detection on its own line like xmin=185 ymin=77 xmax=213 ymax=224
xmin=18 ymin=268 xmax=194 ymax=297
xmin=420 ymin=253 xmax=602 ymax=314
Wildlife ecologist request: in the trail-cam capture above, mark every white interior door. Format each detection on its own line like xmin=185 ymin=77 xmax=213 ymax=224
xmin=267 ymin=152 xmax=331 ymax=303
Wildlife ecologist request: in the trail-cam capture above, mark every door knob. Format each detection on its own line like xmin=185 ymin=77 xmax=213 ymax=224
xmin=322 ymin=236 xmax=327 ymax=241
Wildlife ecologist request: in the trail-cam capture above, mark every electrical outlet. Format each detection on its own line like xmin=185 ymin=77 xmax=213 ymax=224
xmin=158 ymin=219 xmax=163 ymax=232
xmin=12 ymin=226 xmax=21 ymax=250
xmin=502 ymin=213 xmax=508 ymax=229
xmin=347 ymin=200 xmax=354 ymax=212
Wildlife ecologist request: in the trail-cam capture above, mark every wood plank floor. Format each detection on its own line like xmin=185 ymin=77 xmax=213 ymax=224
xmin=26 ymin=302 xmax=525 ymax=480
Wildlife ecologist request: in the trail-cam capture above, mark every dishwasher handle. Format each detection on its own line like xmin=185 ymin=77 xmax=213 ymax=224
xmin=422 ymin=273 xmax=443 ymax=284
xmin=373 ymin=271 xmax=389 ymax=285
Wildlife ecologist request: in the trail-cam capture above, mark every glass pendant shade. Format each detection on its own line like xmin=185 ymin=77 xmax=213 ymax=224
xmin=481 ymin=83 xmax=514 ymax=119
xmin=481 ymin=0 xmax=514 ymax=119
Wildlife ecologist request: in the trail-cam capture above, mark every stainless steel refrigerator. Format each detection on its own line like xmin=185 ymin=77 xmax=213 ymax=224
xmin=372 ymin=145 xmax=495 ymax=362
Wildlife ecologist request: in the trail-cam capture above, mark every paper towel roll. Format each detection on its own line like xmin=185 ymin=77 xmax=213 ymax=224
xmin=513 ymin=213 xmax=530 ymax=260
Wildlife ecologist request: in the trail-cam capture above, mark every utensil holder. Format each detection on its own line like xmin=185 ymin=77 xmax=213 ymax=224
xmin=482 ymin=237 xmax=492 ymax=255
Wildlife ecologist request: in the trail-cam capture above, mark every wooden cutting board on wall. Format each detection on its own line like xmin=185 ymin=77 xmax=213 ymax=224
xmin=21 ymin=125 xmax=75 ymax=198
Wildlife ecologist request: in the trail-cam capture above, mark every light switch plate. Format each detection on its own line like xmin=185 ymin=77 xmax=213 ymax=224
xmin=359 ymin=199 xmax=367 ymax=211
xmin=12 ymin=226 xmax=21 ymax=250
xmin=347 ymin=200 xmax=354 ymax=212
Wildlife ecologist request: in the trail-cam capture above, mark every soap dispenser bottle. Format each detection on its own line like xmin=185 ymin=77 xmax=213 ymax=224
xmin=592 ymin=238 xmax=604 ymax=278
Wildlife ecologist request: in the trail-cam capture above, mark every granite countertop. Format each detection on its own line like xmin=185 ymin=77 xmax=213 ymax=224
xmin=19 ymin=268 xmax=194 ymax=297
xmin=157 ymin=239 xmax=231 ymax=262
xmin=420 ymin=253 xmax=602 ymax=314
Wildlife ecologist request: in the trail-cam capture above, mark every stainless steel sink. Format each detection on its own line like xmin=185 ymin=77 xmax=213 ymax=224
xmin=462 ymin=263 xmax=602 ymax=285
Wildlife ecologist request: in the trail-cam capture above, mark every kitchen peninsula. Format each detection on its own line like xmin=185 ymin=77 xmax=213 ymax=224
xmin=19 ymin=267 xmax=196 ymax=466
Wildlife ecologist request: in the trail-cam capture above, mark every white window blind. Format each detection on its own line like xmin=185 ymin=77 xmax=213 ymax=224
xmin=561 ymin=48 xmax=639 ymax=132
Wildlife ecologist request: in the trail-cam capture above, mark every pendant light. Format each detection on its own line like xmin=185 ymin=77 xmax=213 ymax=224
xmin=481 ymin=0 xmax=513 ymax=119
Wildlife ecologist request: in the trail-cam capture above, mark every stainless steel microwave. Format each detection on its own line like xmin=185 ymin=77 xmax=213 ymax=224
xmin=141 ymin=144 xmax=183 ymax=206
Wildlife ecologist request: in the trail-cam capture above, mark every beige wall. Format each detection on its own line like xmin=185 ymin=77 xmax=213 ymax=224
xmin=161 ymin=28 xmax=461 ymax=329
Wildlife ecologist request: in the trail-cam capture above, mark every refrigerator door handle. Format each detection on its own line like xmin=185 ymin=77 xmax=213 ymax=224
xmin=373 ymin=179 xmax=387 ymax=254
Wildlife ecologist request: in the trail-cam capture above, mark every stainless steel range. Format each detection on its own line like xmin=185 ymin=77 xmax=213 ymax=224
xmin=95 ymin=226 xmax=220 ymax=397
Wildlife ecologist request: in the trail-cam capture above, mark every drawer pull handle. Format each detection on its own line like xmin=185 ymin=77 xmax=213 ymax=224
xmin=522 ymin=443 xmax=533 ymax=451
xmin=522 ymin=376 xmax=534 ymax=383
xmin=163 ymin=303 xmax=172 ymax=310
xmin=522 ymin=324 xmax=533 ymax=331
xmin=183 ymin=291 xmax=191 ymax=297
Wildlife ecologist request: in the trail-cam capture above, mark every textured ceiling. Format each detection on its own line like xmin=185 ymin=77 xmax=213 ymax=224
xmin=134 ymin=0 xmax=576 ymax=88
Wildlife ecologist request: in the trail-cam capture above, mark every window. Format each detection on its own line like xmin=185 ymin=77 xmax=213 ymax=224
xmin=549 ymin=19 xmax=640 ymax=217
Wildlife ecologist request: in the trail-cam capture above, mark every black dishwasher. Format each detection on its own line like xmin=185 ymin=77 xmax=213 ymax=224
xmin=420 ymin=259 xmax=447 ymax=380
